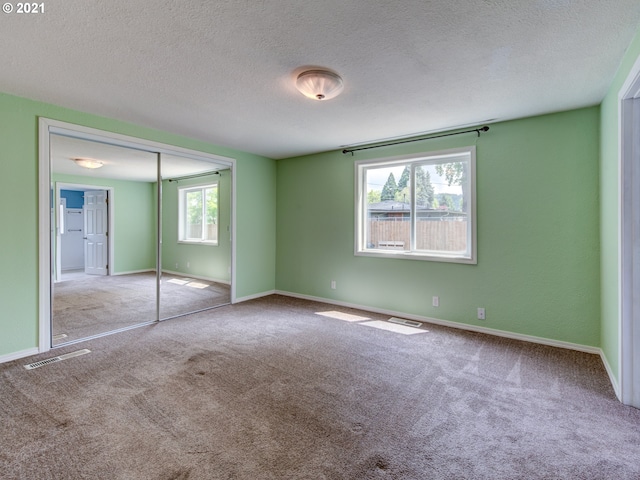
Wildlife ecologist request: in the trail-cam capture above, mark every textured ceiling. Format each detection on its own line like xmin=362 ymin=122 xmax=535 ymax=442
xmin=51 ymin=135 xmax=229 ymax=183
xmin=2 ymin=1 xmax=640 ymax=159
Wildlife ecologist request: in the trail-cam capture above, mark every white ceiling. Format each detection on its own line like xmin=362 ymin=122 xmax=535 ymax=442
xmin=51 ymin=135 xmax=228 ymax=182
xmin=3 ymin=1 xmax=640 ymax=159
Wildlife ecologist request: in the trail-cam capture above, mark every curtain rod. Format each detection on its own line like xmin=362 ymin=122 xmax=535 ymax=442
xmin=167 ymin=171 xmax=219 ymax=182
xmin=342 ymin=126 xmax=490 ymax=155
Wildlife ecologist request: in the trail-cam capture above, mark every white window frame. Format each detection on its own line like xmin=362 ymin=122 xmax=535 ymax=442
xmin=355 ymin=146 xmax=477 ymax=264
xmin=178 ymin=183 xmax=219 ymax=245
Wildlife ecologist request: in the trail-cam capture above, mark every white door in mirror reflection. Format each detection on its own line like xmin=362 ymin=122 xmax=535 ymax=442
xmin=83 ymin=190 xmax=108 ymax=276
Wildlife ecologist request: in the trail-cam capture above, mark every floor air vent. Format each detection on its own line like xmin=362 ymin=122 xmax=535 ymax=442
xmin=24 ymin=349 xmax=91 ymax=370
xmin=388 ymin=317 xmax=422 ymax=328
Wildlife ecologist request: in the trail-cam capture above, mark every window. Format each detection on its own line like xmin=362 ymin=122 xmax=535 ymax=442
xmin=355 ymin=147 xmax=476 ymax=263
xmin=178 ymin=183 xmax=219 ymax=245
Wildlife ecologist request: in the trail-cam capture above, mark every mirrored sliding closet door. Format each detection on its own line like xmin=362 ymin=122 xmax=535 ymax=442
xmin=48 ymin=132 xmax=233 ymax=347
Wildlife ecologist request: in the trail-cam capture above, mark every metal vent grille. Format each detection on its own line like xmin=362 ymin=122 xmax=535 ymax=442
xmin=24 ymin=349 xmax=91 ymax=370
xmin=388 ymin=317 xmax=422 ymax=328
xmin=25 ymin=357 xmax=61 ymax=370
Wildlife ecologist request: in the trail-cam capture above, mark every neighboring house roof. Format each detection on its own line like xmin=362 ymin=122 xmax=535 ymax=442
xmin=368 ymin=201 xmax=411 ymax=212
xmin=368 ymin=201 xmax=464 ymax=217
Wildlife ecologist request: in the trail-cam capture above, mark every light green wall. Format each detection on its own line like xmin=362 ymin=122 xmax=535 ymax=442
xmin=235 ymin=153 xmax=278 ymax=297
xmin=5 ymin=26 xmax=639 ymax=360
xmin=0 ymin=91 xmax=276 ymax=357
xmin=277 ymin=108 xmax=601 ymax=346
xmin=53 ymin=174 xmax=156 ymax=273
xmin=599 ymin=27 xmax=640 ymax=381
xmin=161 ymin=171 xmax=232 ymax=282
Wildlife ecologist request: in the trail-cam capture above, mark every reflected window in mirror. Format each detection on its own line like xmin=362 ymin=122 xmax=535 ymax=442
xmin=178 ymin=183 xmax=219 ymax=245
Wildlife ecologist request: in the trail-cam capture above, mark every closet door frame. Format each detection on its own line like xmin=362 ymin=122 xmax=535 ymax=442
xmin=38 ymin=118 xmax=236 ymax=353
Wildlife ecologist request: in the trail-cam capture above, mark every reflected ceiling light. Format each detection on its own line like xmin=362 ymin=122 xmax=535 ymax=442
xmin=295 ymin=69 xmax=344 ymax=101
xmin=72 ymin=157 xmax=103 ymax=169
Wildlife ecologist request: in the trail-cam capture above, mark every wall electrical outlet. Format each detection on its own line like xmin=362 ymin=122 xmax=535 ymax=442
xmin=432 ymin=296 xmax=439 ymax=307
xmin=330 ymin=280 xmax=337 ymax=290
xmin=477 ymin=308 xmax=486 ymax=320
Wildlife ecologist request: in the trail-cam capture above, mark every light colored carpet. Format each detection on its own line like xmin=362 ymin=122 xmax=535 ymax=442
xmin=2 ymin=295 xmax=639 ymax=479
xmin=53 ymin=272 xmax=230 ymax=344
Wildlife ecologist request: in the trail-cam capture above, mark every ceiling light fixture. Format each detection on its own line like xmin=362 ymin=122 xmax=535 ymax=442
xmin=72 ymin=157 xmax=104 ymax=169
xmin=295 ymin=69 xmax=344 ymax=101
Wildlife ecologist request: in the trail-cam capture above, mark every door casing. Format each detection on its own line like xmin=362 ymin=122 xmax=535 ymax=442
xmin=55 ymin=183 xmax=114 ymax=282
xmin=619 ymin=53 xmax=640 ymax=408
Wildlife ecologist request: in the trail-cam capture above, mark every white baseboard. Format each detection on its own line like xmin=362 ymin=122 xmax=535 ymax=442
xmin=111 ymin=269 xmax=154 ymax=276
xmin=161 ymin=269 xmax=231 ymax=285
xmin=274 ymin=290 xmax=601 ymax=355
xmin=599 ymin=349 xmax=621 ymax=400
xmin=234 ymin=290 xmax=276 ymax=304
xmin=110 ymin=269 xmax=231 ymax=285
xmin=0 ymin=347 xmax=40 ymax=364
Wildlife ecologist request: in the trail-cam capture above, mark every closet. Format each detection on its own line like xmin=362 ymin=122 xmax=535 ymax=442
xmin=47 ymin=130 xmax=233 ymax=346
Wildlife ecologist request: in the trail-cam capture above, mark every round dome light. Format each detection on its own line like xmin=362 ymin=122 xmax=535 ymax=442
xmin=295 ymin=69 xmax=344 ymax=101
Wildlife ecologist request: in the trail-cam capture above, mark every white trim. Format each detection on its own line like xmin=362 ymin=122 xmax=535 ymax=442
xmin=39 ymin=118 xmax=238 ymax=353
xmin=55 ymin=182 xmax=115 ymax=280
xmin=275 ymin=290 xmax=601 ymax=354
xmin=234 ymin=290 xmax=276 ymax=304
xmin=354 ymin=146 xmax=477 ymax=264
xmin=112 ymin=269 xmax=155 ymax=276
xmin=0 ymin=348 xmax=40 ymax=364
xmin=38 ymin=119 xmax=52 ymax=353
xmin=161 ymin=269 xmax=231 ymax=286
xmin=230 ymin=164 xmax=237 ymax=303
xmin=618 ymin=53 xmax=640 ymax=407
xmin=600 ymin=349 xmax=621 ymax=399
xmin=53 ymin=320 xmax=157 ymax=349
xmin=619 ymin=54 xmax=640 ymax=101
xmin=177 ymin=181 xmax=220 ymax=245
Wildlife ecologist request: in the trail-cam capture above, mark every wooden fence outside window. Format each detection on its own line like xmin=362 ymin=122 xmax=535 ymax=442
xmin=368 ymin=219 xmax=467 ymax=252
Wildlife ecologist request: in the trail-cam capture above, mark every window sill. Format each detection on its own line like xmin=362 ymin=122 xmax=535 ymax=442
xmin=178 ymin=240 xmax=218 ymax=246
xmin=355 ymin=249 xmax=476 ymax=265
